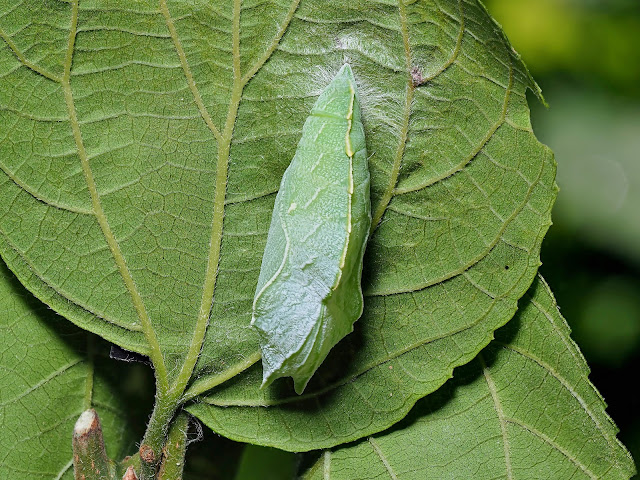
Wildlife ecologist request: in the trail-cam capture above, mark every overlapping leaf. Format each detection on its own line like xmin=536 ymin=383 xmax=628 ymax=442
xmin=302 ymin=277 xmax=635 ymax=479
xmin=1 ymin=0 xmax=555 ymax=451
xmin=0 ymin=261 xmax=135 ymax=479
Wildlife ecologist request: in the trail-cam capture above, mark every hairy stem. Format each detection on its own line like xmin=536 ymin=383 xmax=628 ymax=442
xmin=138 ymin=391 xmax=181 ymax=479
xmin=158 ymin=412 xmax=190 ymax=480
xmin=73 ymin=409 xmax=113 ymax=480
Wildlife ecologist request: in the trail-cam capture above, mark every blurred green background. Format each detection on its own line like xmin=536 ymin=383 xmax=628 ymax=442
xmin=484 ymin=0 xmax=640 ymax=473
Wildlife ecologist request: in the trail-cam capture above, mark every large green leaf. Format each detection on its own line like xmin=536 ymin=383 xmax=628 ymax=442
xmin=302 ymin=276 xmax=636 ymax=479
xmin=0 ymin=260 xmax=135 ymax=479
xmin=1 ymin=0 xmax=555 ymax=450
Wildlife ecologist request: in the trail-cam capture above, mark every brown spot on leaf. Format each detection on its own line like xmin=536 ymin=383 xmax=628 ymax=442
xmin=410 ymin=66 xmax=425 ymax=86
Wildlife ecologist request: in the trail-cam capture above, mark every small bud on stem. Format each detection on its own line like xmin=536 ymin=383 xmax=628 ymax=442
xmin=122 ymin=466 xmax=138 ymax=480
xmin=73 ymin=409 xmax=112 ymax=480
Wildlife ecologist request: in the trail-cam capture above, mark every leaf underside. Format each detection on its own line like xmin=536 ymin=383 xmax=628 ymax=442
xmin=302 ymin=276 xmax=636 ymax=480
xmin=0 ymin=260 xmax=135 ymax=480
xmin=3 ymin=0 xmax=625 ymax=460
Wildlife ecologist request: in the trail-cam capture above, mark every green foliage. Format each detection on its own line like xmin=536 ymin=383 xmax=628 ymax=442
xmin=0 ymin=0 xmax=634 ymax=478
xmin=0 ymin=263 xmax=134 ymax=479
xmin=302 ymin=277 xmax=635 ymax=480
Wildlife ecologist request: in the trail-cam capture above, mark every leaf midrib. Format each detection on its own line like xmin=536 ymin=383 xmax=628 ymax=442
xmin=369 ymin=0 xmax=414 ymax=233
xmin=163 ymin=0 xmax=302 ymax=396
xmin=369 ymin=0 xmax=465 ymax=232
xmin=60 ymin=0 xmax=170 ymax=392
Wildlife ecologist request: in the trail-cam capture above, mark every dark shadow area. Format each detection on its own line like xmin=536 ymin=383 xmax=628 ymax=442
xmin=1 ymin=259 xmax=155 ymax=460
xmin=183 ymin=421 xmax=245 ymax=480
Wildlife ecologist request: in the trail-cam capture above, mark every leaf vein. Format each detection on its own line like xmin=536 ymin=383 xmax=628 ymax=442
xmin=370 ymin=0 xmax=465 ymax=231
xmin=54 ymin=459 xmax=73 ymax=480
xmin=421 ymin=0 xmax=465 ymax=84
xmin=369 ymin=0 xmax=414 ymax=233
xmin=240 ymin=0 xmax=301 ymax=86
xmin=505 ymin=417 xmax=598 ymax=479
xmin=0 ymin=236 xmax=145 ymax=334
xmin=0 ymin=359 xmax=81 ymax=407
xmin=498 ymin=341 xmax=618 ymax=462
xmin=159 ymin=0 xmax=223 ymax=144
xmin=396 ymin=62 xmax=510 ymax=194
xmin=0 ymin=26 xmax=62 ymax=82
xmin=479 ymin=353 xmax=514 ymax=480
xmin=62 ymin=0 xmax=168 ymax=390
xmin=368 ymin=437 xmax=398 ymax=480
xmin=0 ymin=160 xmax=93 ymax=215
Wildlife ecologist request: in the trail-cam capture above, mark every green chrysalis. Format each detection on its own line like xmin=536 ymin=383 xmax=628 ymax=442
xmin=252 ymin=64 xmax=371 ymax=394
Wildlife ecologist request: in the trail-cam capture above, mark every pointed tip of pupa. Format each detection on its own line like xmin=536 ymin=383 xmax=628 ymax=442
xmin=337 ymin=63 xmax=354 ymax=80
xmin=293 ymin=376 xmax=310 ymax=395
xmin=260 ymin=366 xmax=311 ymax=395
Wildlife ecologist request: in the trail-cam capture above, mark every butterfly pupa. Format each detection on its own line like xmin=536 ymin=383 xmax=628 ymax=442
xmin=251 ymin=64 xmax=371 ymax=394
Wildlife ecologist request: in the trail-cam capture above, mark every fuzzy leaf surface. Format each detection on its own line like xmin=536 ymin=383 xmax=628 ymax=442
xmin=1 ymin=0 xmax=555 ymax=450
xmin=302 ymin=277 xmax=636 ymax=480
